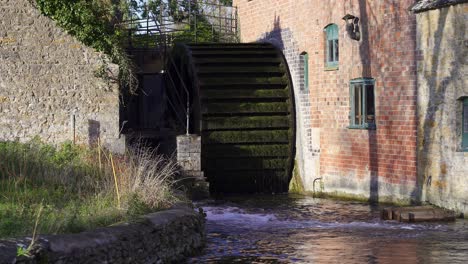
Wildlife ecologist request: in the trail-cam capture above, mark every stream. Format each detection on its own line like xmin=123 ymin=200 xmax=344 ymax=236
xmin=188 ymin=194 xmax=468 ymax=263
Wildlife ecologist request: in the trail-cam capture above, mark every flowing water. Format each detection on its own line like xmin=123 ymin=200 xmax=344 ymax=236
xmin=188 ymin=194 xmax=468 ymax=263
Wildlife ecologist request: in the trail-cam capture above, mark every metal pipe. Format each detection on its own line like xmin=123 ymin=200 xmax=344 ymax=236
xmin=70 ymin=114 xmax=76 ymax=144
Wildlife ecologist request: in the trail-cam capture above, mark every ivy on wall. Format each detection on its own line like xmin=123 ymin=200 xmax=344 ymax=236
xmin=32 ymin=0 xmax=138 ymax=93
xmin=31 ymin=0 xmax=235 ymax=92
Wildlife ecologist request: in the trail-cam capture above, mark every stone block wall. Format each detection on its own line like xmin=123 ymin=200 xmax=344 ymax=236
xmin=0 ymin=206 xmax=206 ymax=263
xmin=176 ymin=135 xmax=209 ymax=198
xmin=233 ymin=0 xmax=419 ymax=203
xmin=177 ymin=134 xmax=203 ymax=178
xmin=0 ymin=0 xmax=124 ymax=152
xmin=414 ymin=3 xmax=468 ymax=215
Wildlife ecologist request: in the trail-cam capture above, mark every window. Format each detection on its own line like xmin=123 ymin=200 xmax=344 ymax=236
xmin=300 ymin=52 xmax=309 ymax=91
xmin=325 ymin=24 xmax=339 ymax=69
xmin=349 ymin=78 xmax=376 ymax=129
xmin=463 ymin=98 xmax=468 ymax=151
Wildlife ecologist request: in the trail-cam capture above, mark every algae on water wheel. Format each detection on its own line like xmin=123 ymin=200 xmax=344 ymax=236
xmin=168 ymin=43 xmax=296 ymax=194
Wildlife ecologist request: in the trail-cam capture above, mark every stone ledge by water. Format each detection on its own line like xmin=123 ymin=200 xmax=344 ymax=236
xmin=0 ymin=206 xmax=206 ymax=264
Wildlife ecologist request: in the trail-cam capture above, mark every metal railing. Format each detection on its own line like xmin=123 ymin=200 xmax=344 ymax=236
xmin=122 ymin=0 xmax=238 ymax=49
xmin=120 ymin=0 xmax=238 ymax=135
xmin=151 ymin=13 xmax=191 ymax=135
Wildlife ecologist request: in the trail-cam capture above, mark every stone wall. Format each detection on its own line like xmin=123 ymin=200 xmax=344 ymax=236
xmin=414 ymin=3 xmax=468 ymax=215
xmin=0 ymin=0 xmax=124 ymax=152
xmin=0 ymin=206 xmax=206 ymax=263
xmin=233 ymin=0 xmax=419 ymax=203
xmin=176 ymin=135 xmax=209 ymax=198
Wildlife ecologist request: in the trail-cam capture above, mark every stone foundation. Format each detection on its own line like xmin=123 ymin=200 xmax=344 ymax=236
xmin=176 ymin=135 xmax=209 ymax=199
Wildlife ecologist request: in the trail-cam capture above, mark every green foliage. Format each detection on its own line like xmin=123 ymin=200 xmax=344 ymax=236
xmin=219 ymin=0 xmax=233 ymax=6
xmin=172 ymin=19 xmax=221 ymax=43
xmin=33 ymin=0 xmax=138 ymax=93
xmin=16 ymin=247 xmax=31 ymax=257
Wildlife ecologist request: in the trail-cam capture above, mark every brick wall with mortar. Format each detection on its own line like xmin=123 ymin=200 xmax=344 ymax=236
xmin=234 ymin=0 xmax=419 ymax=203
xmin=0 ymin=0 xmax=124 ymax=152
xmin=414 ymin=3 xmax=468 ymax=215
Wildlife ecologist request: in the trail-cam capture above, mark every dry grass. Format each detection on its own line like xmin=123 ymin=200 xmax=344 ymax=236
xmin=0 ymin=139 xmax=182 ymax=238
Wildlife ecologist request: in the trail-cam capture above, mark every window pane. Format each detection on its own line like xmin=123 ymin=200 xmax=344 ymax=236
xmin=464 ymin=102 xmax=468 ymax=133
xmin=354 ymin=85 xmax=362 ymax=125
xmin=325 ymin=24 xmax=339 ymax=66
xmin=464 ymin=100 xmax=468 ymax=149
xmin=334 ymin=39 xmax=339 ymax=62
xmin=366 ymin=85 xmax=375 ymax=124
xmin=330 ymin=24 xmax=338 ymax=39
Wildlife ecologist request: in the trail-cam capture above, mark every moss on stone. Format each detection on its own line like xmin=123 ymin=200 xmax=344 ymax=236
xmin=203 ymin=116 xmax=290 ymax=130
xmin=204 ymin=158 xmax=288 ymax=170
xmin=288 ymin=160 xmax=305 ymax=194
xmin=203 ymin=102 xmax=289 ymax=114
xmin=197 ymin=66 xmax=282 ymax=74
xmin=194 ymin=57 xmax=281 ymax=64
xmin=199 ymin=76 xmax=288 ymax=86
xmin=203 ymin=144 xmax=290 ymax=157
xmin=191 ymin=49 xmax=277 ymax=56
xmin=201 ymin=89 xmax=288 ymax=100
xmin=204 ymin=130 xmax=290 ymax=144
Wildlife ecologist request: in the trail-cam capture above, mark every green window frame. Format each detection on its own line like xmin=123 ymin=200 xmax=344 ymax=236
xmin=349 ymin=78 xmax=376 ymax=129
xmin=463 ymin=98 xmax=468 ymax=151
xmin=300 ymin=52 xmax=309 ymax=91
xmin=325 ymin=24 xmax=339 ymax=69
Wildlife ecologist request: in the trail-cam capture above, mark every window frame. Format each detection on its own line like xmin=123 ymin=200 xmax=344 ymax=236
xmin=349 ymin=78 xmax=376 ymax=130
xmin=463 ymin=98 xmax=468 ymax=151
xmin=325 ymin=24 xmax=339 ymax=70
xmin=300 ymin=52 xmax=309 ymax=91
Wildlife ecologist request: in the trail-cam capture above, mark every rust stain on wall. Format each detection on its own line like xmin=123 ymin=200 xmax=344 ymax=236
xmin=440 ymin=163 xmax=447 ymax=175
xmin=0 ymin=37 xmax=16 ymax=45
xmin=433 ymin=180 xmax=447 ymax=189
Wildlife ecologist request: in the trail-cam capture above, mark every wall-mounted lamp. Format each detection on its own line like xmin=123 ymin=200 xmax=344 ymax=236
xmin=342 ymin=14 xmax=360 ymax=41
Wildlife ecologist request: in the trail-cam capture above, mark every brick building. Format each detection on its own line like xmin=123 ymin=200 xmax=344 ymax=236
xmin=233 ymin=0 xmax=420 ymax=204
xmin=233 ymin=0 xmax=467 ymax=214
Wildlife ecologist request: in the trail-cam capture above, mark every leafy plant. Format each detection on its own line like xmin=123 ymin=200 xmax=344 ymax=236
xmin=32 ymin=0 xmax=139 ymax=93
xmin=16 ymin=247 xmax=31 ymax=258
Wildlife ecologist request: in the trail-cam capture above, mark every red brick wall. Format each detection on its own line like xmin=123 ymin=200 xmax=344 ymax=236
xmin=234 ymin=0 xmax=418 ymax=200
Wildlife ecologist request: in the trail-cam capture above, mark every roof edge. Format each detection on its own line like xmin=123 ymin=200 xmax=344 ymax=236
xmin=410 ymin=0 xmax=468 ymax=13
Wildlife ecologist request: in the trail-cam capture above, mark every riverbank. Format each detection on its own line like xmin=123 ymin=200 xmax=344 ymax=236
xmin=0 ymin=205 xmax=206 ymax=263
xmin=0 ymin=140 xmax=181 ymax=239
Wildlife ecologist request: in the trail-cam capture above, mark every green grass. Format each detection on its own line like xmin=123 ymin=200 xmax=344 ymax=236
xmin=0 ymin=139 xmax=180 ymax=239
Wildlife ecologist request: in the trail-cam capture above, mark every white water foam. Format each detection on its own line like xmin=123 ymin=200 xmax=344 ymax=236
xmin=202 ymin=206 xmax=446 ymax=232
xmin=203 ymin=206 xmax=278 ymax=226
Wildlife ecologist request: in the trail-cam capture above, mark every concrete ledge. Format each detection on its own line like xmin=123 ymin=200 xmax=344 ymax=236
xmin=382 ymin=206 xmax=456 ymax=222
xmin=0 ymin=206 xmax=206 ymax=264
